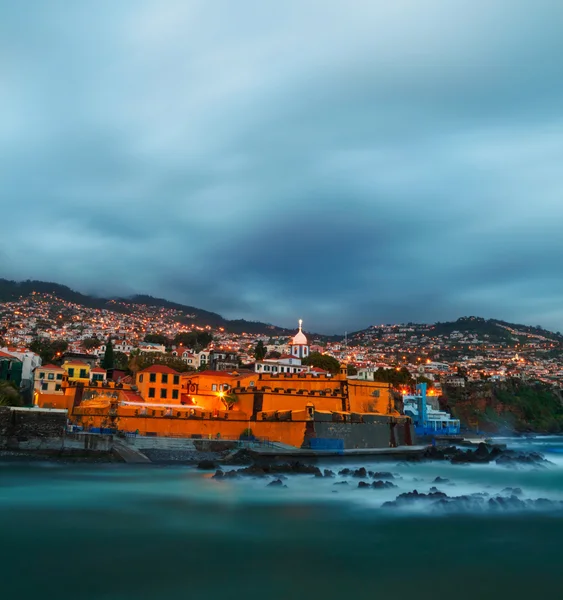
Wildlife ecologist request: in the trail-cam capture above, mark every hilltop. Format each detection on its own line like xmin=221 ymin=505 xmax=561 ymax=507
xmin=0 ymin=279 xmax=291 ymax=336
xmin=351 ymin=316 xmax=563 ymax=345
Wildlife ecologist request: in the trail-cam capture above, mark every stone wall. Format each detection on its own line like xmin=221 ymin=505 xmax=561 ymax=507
xmin=311 ymin=419 xmax=393 ymax=449
xmin=0 ymin=407 xmax=67 ymax=450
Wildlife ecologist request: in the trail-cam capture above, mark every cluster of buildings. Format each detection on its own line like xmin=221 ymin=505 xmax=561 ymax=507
xmin=3 ymin=291 xmax=563 ymax=436
xmin=30 ymin=324 xmax=412 ymax=449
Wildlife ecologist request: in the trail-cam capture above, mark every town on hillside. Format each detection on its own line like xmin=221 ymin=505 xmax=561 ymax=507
xmin=2 ymin=291 xmax=563 ymax=438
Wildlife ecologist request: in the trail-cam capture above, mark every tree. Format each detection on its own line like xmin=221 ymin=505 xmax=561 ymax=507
xmin=302 ymin=352 xmax=341 ymax=375
xmin=371 ymin=367 xmax=414 ymax=387
xmin=0 ymin=381 xmax=23 ymax=407
xmin=254 ymin=340 xmax=267 ymax=361
xmin=113 ymin=351 xmax=129 ymax=371
xmin=83 ymin=337 xmax=101 ymax=350
xmin=144 ymin=333 xmax=171 ymax=346
xmin=347 ymin=364 xmax=358 ymax=376
xmin=220 ymin=392 xmax=238 ymax=411
xmin=29 ymin=338 xmax=68 ymax=364
xmin=102 ymin=337 xmax=114 ymax=370
xmin=266 ymin=350 xmax=281 ymax=359
xmin=174 ymin=331 xmax=212 ymax=351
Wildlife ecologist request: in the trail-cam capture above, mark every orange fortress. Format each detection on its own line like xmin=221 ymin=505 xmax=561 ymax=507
xmin=36 ymin=322 xmax=414 ymax=449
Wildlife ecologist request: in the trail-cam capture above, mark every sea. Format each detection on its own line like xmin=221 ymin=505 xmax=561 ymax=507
xmin=2 ymin=437 xmax=563 ymax=600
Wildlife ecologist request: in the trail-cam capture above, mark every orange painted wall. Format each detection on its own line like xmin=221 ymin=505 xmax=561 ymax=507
xmin=348 ymin=381 xmax=394 ymax=414
xmin=36 ymin=389 xmax=75 ymax=411
xmin=136 ymin=370 xmax=181 ymax=402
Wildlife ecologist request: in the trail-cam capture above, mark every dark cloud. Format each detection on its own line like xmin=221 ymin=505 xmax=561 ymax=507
xmin=2 ymin=1 xmax=563 ymax=333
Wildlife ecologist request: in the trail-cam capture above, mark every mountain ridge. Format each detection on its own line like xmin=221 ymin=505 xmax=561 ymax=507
xmin=1 ymin=278 xmax=561 ymax=342
xmin=0 ymin=278 xmax=291 ymax=335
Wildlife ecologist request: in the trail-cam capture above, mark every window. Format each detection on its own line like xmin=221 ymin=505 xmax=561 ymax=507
xmin=68 ymin=368 xmax=74 ymax=377
xmin=149 ymin=373 xmax=156 ymax=383
xmin=79 ymin=369 xmax=88 ymax=379
xmin=139 ymin=374 xmax=144 ymax=383
xmin=56 ymin=373 xmax=62 ymax=380
xmin=39 ymin=372 xmax=45 ymax=379
xmin=148 ymin=387 xmax=155 ymax=398
xmin=162 ymin=374 xmax=168 ymax=384
xmin=93 ymin=374 xmax=103 ymax=382
xmin=41 ymin=382 xmax=48 ymax=391
xmin=48 ymin=373 xmax=54 ymax=380
xmin=55 ymin=384 xmax=61 ymax=391
xmin=160 ymin=388 xmax=167 ymax=399
xmin=172 ymin=389 xmax=179 ymax=400
xmin=173 ymin=375 xmax=179 ymax=385
xmin=212 ymin=384 xmax=217 ymax=391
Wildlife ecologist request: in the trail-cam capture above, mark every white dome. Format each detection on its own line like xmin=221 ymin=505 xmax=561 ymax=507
xmin=292 ymin=320 xmax=308 ymax=345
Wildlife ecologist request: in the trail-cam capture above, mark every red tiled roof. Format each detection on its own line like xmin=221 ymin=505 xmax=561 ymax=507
xmin=310 ymin=367 xmax=329 ymax=373
xmin=0 ymin=351 xmax=18 ymax=359
xmin=139 ymin=364 xmax=179 ymax=374
xmin=40 ymin=364 xmax=64 ymax=370
xmin=91 ymin=367 xmax=106 ymax=373
xmin=190 ymin=370 xmax=246 ymax=378
xmin=121 ymin=390 xmax=144 ymax=403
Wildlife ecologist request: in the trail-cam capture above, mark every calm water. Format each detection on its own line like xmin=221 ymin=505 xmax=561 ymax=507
xmin=2 ymin=438 xmax=563 ymax=600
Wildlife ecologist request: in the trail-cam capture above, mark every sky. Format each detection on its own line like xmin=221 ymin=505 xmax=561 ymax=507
xmin=2 ymin=1 xmax=563 ymax=334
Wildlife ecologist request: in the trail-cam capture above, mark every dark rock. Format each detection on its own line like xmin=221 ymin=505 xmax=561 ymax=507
xmin=474 ymin=442 xmax=490 ymax=459
xmin=235 ymin=461 xmax=321 ymax=477
xmin=352 ymin=467 xmax=367 ymax=478
xmin=372 ymin=472 xmax=394 ymax=480
xmin=223 ymin=448 xmax=256 ymax=465
xmin=429 ymin=486 xmax=440 ymax=493
xmin=495 ymin=450 xmax=551 ymax=467
xmin=212 ymin=469 xmax=224 ymax=478
xmin=501 ymin=487 xmax=523 ymax=496
xmin=338 ymin=468 xmax=352 ymax=476
xmin=333 ymin=481 xmax=349 ymax=485
xmin=267 ymin=479 xmax=286 ymax=487
xmin=372 ymin=480 xmax=397 ymax=489
xmin=324 ymin=469 xmax=335 ymax=478
xmin=197 ymin=460 xmax=217 ymax=470
xmin=358 ymin=481 xmax=371 ymax=488
xmin=433 ymin=476 xmax=449 ymax=483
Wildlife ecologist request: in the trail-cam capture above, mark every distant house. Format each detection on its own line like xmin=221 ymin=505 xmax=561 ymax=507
xmin=0 ymin=351 xmax=23 ymax=388
xmin=138 ymin=342 xmax=166 ymax=354
xmin=34 ymin=364 xmax=65 ymax=394
xmin=445 ymin=375 xmax=465 ymax=388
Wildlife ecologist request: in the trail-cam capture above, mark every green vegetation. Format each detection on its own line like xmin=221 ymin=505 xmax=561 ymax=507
xmin=444 ymin=379 xmax=563 ymax=433
xmin=174 ymin=331 xmax=213 ymax=351
xmin=101 ymin=337 xmax=114 ymax=370
xmin=82 ymin=337 xmax=101 ymax=350
xmin=144 ymin=333 xmax=170 ymax=346
xmin=0 ymin=381 xmax=23 ymax=406
xmin=302 ymin=352 xmax=341 ymax=374
xmin=220 ymin=393 xmax=238 ymax=411
xmin=495 ymin=383 xmax=563 ymax=433
xmin=29 ymin=338 xmax=68 ymax=364
xmin=254 ymin=340 xmax=266 ymax=361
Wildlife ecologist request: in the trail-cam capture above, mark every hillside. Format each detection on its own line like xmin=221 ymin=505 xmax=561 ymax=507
xmin=441 ymin=379 xmax=563 ymax=434
xmin=430 ymin=316 xmax=563 ymax=343
xmin=351 ymin=316 xmax=563 ymax=344
xmin=0 ymin=279 xmax=291 ymax=335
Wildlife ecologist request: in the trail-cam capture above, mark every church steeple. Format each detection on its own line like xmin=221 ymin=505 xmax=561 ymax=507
xmin=290 ymin=319 xmax=309 ymax=359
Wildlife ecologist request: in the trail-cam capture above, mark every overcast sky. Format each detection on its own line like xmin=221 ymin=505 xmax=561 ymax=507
xmin=2 ymin=1 xmax=563 ymax=334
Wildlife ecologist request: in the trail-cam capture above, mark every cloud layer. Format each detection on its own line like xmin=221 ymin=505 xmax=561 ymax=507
xmin=2 ymin=1 xmax=563 ymax=333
